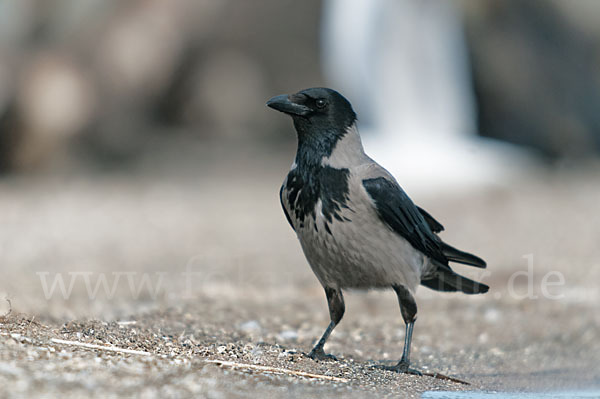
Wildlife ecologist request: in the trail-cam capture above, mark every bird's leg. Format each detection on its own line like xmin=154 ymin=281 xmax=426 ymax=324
xmin=307 ymin=287 xmax=344 ymax=361
xmin=376 ymin=285 xmax=422 ymax=375
xmin=392 ymin=321 xmax=421 ymax=375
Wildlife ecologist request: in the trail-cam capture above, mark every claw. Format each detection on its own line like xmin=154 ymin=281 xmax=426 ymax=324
xmin=307 ymin=347 xmax=338 ymax=362
xmin=374 ymin=361 xmax=422 ymax=375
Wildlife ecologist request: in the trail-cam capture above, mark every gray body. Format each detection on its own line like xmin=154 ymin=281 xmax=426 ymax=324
xmin=269 ymin=87 xmax=487 ymax=371
xmin=281 ymin=124 xmax=434 ymax=293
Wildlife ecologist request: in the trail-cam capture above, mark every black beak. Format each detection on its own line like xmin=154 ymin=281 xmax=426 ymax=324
xmin=266 ymin=94 xmax=311 ymax=116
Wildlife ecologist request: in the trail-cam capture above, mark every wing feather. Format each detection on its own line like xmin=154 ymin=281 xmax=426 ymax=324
xmin=417 ymin=206 xmax=444 ymax=233
xmin=362 ymin=177 xmax=446 ymax=264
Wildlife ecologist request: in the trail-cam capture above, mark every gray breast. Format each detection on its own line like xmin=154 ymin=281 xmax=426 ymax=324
xmin=282 ymin=171 xmax=427 ymax=293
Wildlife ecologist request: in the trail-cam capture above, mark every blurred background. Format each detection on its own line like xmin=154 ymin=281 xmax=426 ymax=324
xmin=1 ymin=0 xmax=600 ymax=175
xmin=0 ymin=0 xmax=599 ymax=395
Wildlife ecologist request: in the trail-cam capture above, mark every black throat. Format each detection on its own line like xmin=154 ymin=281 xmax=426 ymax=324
xmin=283 ymin=120 xmax=353 ymax=233
xmin=292 ymin=117 xmax=347 ymax=167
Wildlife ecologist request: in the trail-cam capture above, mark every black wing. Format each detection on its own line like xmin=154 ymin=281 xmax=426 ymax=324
xmin=363 ymin=177 xmax=446 ymax=263
xmin=279 ymin=185 xmax=295 ymax=231
xmin=363 ymin=177 xmax=487 ymax=269
xmin=417 ymin=206 xmax=444 ymax=233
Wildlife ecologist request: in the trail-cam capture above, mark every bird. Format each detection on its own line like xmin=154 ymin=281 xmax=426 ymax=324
xmin=266 ymin=87 xmax=488 ymax=374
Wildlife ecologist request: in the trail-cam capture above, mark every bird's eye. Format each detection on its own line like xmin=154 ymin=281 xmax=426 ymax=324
xmin=315 ymin=99 xmax=327 ymax=109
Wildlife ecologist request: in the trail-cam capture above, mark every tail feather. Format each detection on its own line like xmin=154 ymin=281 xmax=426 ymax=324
xmin=442 ymin=242 xmax=487 ymax=268
xmin=421 ymin=268 xmax=489 ymax=295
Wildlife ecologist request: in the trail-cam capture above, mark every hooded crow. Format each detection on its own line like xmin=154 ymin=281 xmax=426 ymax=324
xmin=267 ymin=87 xmax=488 ymax=374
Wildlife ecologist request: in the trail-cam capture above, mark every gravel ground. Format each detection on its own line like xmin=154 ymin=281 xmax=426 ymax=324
xmin=1 ymin=142 xmax=599 ymax=398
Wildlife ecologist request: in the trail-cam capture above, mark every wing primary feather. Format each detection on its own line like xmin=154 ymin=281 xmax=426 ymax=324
xmin=442 ymin=242 xmax=487 ymax=268
xmin=417 ymin=206 xmax=444 ymax=233
xmin=362 ymin=177 xmax=446 ymax=263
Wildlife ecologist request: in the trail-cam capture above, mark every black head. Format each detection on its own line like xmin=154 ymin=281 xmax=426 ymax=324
xmin=266 ymin=88 xmax=357 ymax=139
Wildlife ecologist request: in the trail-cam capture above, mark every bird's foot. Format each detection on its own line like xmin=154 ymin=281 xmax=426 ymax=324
xmin=306 ymin=347 xmax=337 ymax=362
xmin=374 ymin=360 xmax=422 ymax=376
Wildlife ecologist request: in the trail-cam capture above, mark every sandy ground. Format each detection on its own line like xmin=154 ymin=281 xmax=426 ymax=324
xmin=1 ymin=141 xmax=599 ymax=398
